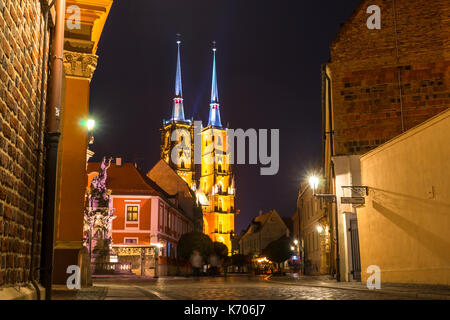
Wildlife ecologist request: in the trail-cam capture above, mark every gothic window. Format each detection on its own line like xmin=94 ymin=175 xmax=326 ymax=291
xmin=218 ymin=198 xmax=223 ymax=212
xmin=218 ymin=164 xmax=222 ymax=172
xmin=126 ymin=205 xmax=139 ymax=222
xmin=181 ymin=160 xmax=185 ymax=169
xmin=219 ymin=220 xmax=223 ymax=234
xmin=217 ymin=135 xmax=222 ymax=146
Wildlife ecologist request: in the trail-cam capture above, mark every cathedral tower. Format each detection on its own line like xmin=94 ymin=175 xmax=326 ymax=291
xmin=160 ymin=38 xmax=195 ymax=188
xmin=198 ymin=43 xmax=236 ymax=254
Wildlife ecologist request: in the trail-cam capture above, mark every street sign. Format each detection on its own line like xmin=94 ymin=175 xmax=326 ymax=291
xmin=341 ymin=197 xmax=365 ymax=205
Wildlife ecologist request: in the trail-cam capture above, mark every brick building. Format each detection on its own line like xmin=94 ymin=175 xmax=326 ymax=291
xmin=321 ymin=0 xmax=450 ymax=282
xmin=0 ymin=0 xmax=51 ymax=299
xmin=0 ymin=0 xmax=112 ymax=299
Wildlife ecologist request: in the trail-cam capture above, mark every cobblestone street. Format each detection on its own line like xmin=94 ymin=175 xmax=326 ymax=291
xmin=52 ymin=275 xmax=450 ymax=300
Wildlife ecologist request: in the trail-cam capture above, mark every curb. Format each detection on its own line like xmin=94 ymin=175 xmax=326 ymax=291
xmin=265 ymin=276 xmax=450 ymax=300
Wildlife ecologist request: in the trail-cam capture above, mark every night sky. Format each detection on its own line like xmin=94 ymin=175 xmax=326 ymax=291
xmin=89 ymin=0 xmax=361 ymax=233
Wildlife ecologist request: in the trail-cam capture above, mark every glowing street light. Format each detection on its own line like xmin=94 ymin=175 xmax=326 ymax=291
xmin=87 ymin=119 xmax=95 ymax=131
xmin=308 ymin=175 xmax=319 ymax=194
xmin=293 ymin=239 xmax=298 ymax=245
xmin=316 ymin=225 xmax=324 ymax=234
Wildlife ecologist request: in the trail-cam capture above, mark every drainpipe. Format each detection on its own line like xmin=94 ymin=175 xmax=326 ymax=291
xmin=322 ymin=66 xmax=340 ymax=281
xmin=40 ymin=0 xmax=66 ymax=300
xmin=331 ymin=162 xmax=341 ymax=282
xmin=30 ymin=0 xmax=55 ymax=300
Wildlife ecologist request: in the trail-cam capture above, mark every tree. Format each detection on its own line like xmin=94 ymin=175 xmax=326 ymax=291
xmin=262 ymin=236 xmax=292 ymax=274
xmin=177 ymin=231 xmax=213 ymax=261
xmin=231 ymin=254 xmax=247 ymax=272
xmin=213 ymin=241 xmax=228 ymax=258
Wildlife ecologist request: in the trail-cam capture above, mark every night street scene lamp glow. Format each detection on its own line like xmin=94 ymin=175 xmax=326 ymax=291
xmin=87 ymin=119 xmax=95 ymax=131
xmin=308 ymin=175 xmax=319 ymax=192
xmin=316 ymin=225 xmax=324 ymax=234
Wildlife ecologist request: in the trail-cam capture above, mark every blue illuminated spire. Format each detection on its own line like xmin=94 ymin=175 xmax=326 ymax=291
xmin=208 ymin=41 xmax=222 ymax=127
xmin=171 ymin=36 xmax=185 ymax=121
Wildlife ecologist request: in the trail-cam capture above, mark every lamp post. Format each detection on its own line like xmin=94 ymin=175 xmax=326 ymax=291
xmin=308 ymin=175 xmax=340 ymax=282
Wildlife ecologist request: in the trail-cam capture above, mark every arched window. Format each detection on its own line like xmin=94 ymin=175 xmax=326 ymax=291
xmin=218 ymin=220 xmax=223 ymax=234
xmin=218 ymin=198 xmax=223 ymax=212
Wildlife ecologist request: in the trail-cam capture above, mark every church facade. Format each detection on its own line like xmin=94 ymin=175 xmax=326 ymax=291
xmin=159 ymin=40 xmax=236 ymax=253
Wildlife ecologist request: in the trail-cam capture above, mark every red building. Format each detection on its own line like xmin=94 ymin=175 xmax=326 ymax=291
xmin=87 ymin=158 xmax=193 ymax=275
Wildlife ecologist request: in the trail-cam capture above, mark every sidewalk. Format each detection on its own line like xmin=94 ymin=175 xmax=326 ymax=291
xmin=267 ymin=274 xmax=450 ymax=300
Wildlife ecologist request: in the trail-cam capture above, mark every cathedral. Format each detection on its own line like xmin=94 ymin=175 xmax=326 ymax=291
xmin=160 ymin=39 xmax=236 ymax=253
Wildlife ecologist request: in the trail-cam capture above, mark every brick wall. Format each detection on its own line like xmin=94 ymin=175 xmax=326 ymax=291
xmin=0 ymin=0 xmax=49 ymax=288
xmin=328 ymin=0 xmax=450 ymax=155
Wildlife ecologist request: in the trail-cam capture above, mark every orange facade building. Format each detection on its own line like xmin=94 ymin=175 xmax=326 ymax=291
xmin=87 ymin=159 xmax=193 ymax=275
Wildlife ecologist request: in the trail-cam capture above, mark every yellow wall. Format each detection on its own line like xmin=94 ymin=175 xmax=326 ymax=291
xmin=161 ymin=122 xmax=195 ymax=187
xmin=200 ymin=127 xmax=236 ymax=253
xmin=358 ymin=109 xmax=450 ymax=285
xmin=57 ymin=77 xmax=90 ymax=241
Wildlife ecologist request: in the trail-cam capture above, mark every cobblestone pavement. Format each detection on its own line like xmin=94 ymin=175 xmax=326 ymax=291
xmin=52 ymin=286 xmax=108 ymax=300
xmin=86 ymin=276 xmax=435 ymax=300
xmin=52 ymin=275 xmax=450 ymax=300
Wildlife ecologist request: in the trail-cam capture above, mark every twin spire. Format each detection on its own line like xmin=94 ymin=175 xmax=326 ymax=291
xmin=171 ymin=39 xmax=185 ymax=121
xmin=170 ymin=37 xmax=222 ymax=128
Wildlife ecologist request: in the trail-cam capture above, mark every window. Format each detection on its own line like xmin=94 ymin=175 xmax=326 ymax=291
xmin=126 ymin=205 xmax=139 ymax=222
xmin=124 ymin=238 xmax=138 ymax=244
xmin=168 ymin=212 xmax=171 ymax=229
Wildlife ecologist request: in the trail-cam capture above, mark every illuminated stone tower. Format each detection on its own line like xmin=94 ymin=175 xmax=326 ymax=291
xmin=198 ymin=43 xmax=236 ymax=254
xmin=160 ymin=38 xmax=195 ymax=188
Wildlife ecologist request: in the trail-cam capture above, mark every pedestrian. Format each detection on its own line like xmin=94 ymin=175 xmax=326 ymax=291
xmin=209 ymin=253 xmax=219 ymax=277
xmin=190 ymin=250 xmax=202 ymax=279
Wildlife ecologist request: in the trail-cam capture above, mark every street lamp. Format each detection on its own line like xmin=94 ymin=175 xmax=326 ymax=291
xmin=87 ymin=119 xmax=95 ymax=131
xmin=316 ymin=225 xmax=324 ymax=234
xmin=308 ymin=175 xmax=319 ymax=195
xmin=307 ymin=174 xmax=340 ymax=282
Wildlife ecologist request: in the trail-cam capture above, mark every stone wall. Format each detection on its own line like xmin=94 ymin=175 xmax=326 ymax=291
xmin=0 ymin=0 xmax=49 ymax=288
xmin=328 ymin=0 xmax=450 ymax=155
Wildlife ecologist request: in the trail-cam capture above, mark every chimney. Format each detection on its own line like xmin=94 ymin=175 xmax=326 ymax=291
xmin=116 ymin=157 xmax=122 ymax=167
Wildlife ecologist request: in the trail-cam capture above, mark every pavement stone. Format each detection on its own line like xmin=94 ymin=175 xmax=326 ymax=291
xmin=50 ymin=274 xmax=450 ymax=300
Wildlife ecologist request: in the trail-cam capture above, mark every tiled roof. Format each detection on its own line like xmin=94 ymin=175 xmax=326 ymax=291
xmin=87 ymin=162 xmax=169 ymax=197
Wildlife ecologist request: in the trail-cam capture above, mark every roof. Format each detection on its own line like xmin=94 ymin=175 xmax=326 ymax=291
xmin=87 ymin=162 xmax=170 ymax=197
xmin=242 ymin=210 xmax=278 ymax=236
xmin=147 ymin=159 xmax=196 ymax=199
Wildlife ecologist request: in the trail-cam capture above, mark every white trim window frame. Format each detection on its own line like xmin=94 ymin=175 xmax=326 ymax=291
xmin=125 ymin=203 xmax=140 ymax=230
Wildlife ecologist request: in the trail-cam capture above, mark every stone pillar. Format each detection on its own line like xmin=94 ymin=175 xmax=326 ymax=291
xmin=51 ymin=0 xmax=113 ymax=286
xmin=53 ymin=52 xmax=98 ymax=286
